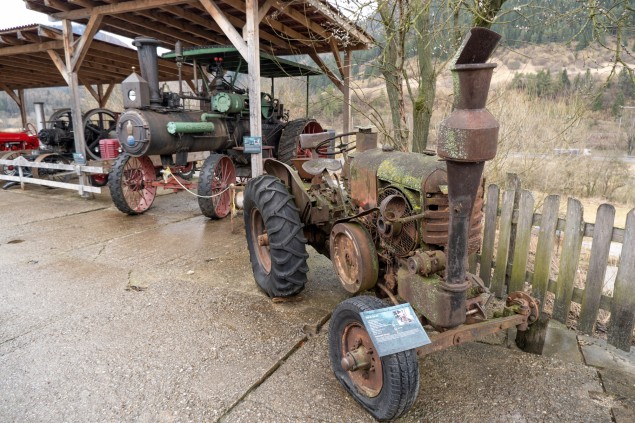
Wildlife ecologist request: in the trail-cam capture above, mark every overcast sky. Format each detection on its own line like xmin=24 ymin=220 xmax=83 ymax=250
xmin=2 ymin=0 xmax=50 ymax=29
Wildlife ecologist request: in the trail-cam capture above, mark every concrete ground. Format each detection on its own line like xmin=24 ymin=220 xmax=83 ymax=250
xmin=0 ymin=185 xmax=631 ymax=422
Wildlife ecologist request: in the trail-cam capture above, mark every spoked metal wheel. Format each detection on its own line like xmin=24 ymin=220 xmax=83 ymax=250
xmin=108 ymin=154 xmax=157 ymax=215
xmin=329 ymin=296 xmax=420 ymax=421
xmin=83 ymin=108 xmax=117 ymax=160
xmin=0 ymin=151 xmax=22 ymax=176
xmin=197 ymin=154 xmax=236 ymax=219
xmin=32 ymin=153 xmax=71 ymax=183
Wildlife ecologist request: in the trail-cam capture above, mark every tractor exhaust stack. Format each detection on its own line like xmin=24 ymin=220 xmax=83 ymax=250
xmin=436 ymin=27 xmax=502 ymax=328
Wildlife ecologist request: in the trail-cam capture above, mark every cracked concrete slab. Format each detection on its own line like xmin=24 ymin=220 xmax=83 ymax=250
xmin=0 ymin=187 xmax=624 ymax=422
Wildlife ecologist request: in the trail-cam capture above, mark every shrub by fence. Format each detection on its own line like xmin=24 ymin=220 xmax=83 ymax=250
xmin=478 ymin=174 xmax=635 ymax=351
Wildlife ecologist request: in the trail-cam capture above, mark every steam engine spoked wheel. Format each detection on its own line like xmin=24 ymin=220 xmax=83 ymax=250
xmin=108 ymin=154 xmax=157 ymax=215
xmin=276 ymin=119 xmax=324 ymax=164
xmin=32 ymin=154 xmax=71 ymax=183
xmin=329 ymin=296 xmax=420 ymax=421
xmin=83 ymin=108 xmax=116 ymax=160
xmin=243 ymin=175 xmax=308 ymax=297
xmin=197 ymin=154 xmax=236 ymax=219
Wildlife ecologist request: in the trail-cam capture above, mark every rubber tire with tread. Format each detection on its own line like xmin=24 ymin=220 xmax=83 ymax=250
xmin=244 ymin=175 xmax=308 ymax=297
xmin=328 ymin=296 xmax=420 ymax=421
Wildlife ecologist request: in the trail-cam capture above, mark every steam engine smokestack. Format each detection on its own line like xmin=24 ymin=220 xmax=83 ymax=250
xmin=132 ymin=37 xmax=161 ymax=105
xmin=436 ymin=27 xmax=501 ymax=328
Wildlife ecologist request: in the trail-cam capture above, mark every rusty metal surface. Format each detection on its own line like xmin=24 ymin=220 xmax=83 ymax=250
xmin=397 ymin=268 xmax=466 ymax=329
xmin=329 ymin=223 xmax=378 ymax=293
xmin=250 ymin=208 xmax=272 ymax=274
xmin=421 ymin=169 xmax=483 ymax=253
xmin=377 ymin=189 xmax=418 ymax=256
xmin=416 ymin=314 xmax=525 ymax=357
xmin=341 ymin=323 xmax=383 ymax=397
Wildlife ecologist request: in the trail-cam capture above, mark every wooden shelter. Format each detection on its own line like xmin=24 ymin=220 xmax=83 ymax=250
xmin=0 ymin=23 xmax=194 ymax=126
xmin=17 ymin=0 xmax=372 ymax=177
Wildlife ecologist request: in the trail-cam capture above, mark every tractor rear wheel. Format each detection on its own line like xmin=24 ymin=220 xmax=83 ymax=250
xmin=108 ymin=154 xmax=157 ymax=215
xmin=329 ymin=296 xmax=420 ymax=421
xmin=197 ymin=154 xmax=236 ymax=219
xmin=244 ymin=175 xmax=308 ymax=297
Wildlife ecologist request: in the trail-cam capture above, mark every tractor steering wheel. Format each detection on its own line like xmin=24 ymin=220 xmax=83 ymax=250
xmin=316 ymin=137 xmax=356 ymax=156
xmin=26 ymin=122 xmax=37 ymax=136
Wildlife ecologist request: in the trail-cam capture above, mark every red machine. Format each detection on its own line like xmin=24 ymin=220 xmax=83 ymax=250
xmin=0 ymin=129 xmax=39 ymax=152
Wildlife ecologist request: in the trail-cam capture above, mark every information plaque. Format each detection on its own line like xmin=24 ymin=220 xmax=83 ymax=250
xmin=360 ymin=303 xmax=431 ymax=357
xmin=243 ymin=136 xmax=262 ymax=154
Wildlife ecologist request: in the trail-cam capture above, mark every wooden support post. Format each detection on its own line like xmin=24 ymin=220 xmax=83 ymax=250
xmin=245 ymin=0 xmax=263 ymax=177
xmin=0 ymin=84 xmax=28 ymax=129
xmin=62 ymin=19 xmax=90 ymax=197
xmin=18 ymin=89 xmax=27 ymax=129
xmin=342 ymin=49 xmax=351 ymax=134
xmin=97 ymin=84 xmax=105 ymax=108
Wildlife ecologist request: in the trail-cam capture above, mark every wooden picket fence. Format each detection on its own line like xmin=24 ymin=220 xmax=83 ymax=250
xmin=477 ymin=174 xmax=635 ymax=352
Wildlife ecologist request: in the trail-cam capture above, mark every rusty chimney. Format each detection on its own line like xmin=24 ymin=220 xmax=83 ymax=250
xmin=132 ymin=37 xmax=161 ymax=105
xmin=436 ymin=27 xmax=501 ymax=328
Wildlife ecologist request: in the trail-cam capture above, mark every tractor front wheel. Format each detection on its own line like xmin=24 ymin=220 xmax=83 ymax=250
xmin=329 ymin=296 xmax=420 ymax=421
xmin=244 ymin=175 xmax=308 ymax=297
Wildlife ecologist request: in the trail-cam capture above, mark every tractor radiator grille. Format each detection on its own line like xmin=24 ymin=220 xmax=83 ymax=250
xmin=422 ymin=183 xmax=484 ymax=254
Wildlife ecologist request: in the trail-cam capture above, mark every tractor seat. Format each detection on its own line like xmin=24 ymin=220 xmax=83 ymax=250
xmin=301 ymin=157 xmax=342 ymax=176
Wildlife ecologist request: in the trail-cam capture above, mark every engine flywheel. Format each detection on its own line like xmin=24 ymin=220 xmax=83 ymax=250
xmin=329 ymin=223 xmax=378 ymax=294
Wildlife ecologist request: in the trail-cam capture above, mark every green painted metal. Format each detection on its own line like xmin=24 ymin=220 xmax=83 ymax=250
xmin=162 ymin=45 xmax=323 ymax=78
xmin=166 ymin=121 xmax=215 ymax=135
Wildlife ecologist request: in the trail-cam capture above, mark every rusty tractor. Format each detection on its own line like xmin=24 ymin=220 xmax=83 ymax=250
xmin=109 ymin=37 xmax=325 ymax=216
xmin=243 ymin=28 xmax=542 ymax=421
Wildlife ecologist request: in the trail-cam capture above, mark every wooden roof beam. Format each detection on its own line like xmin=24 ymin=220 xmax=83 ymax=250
xmin=44 ymin=0 xmax=72 ymax=12
xmin=17 ymin=31 xmax=40 ymax=43
xmin=51 ymin=0 xmax=193 ymax=20
xmin=103 ymin=14 xmax=208 ymax=47
xmin=160 ymin=4 xmax=277 ymax=52
xmin=47 ymin=50 xmax=70 ymax=84
xmin=0 ymin=35 xmax=21 ymax=45
xmin=71 ymin=13 xmax=103 ymax=71
xmin=329 ymin=38 xmax=345 ymax=80
xmin=219 ymin=0 xmax=312 ymax=48
xmin=309 ymin=51 xmax=343 ymax=92
xmin=0 ymin=40 xmax=64 ymax=56
xmin=199 ymin=0 xmax=247 ymax=59
xmin=37 ymin=26 xmax=65 ymax=40
xmin=304 ymin=0 xmax=372 ymax=46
